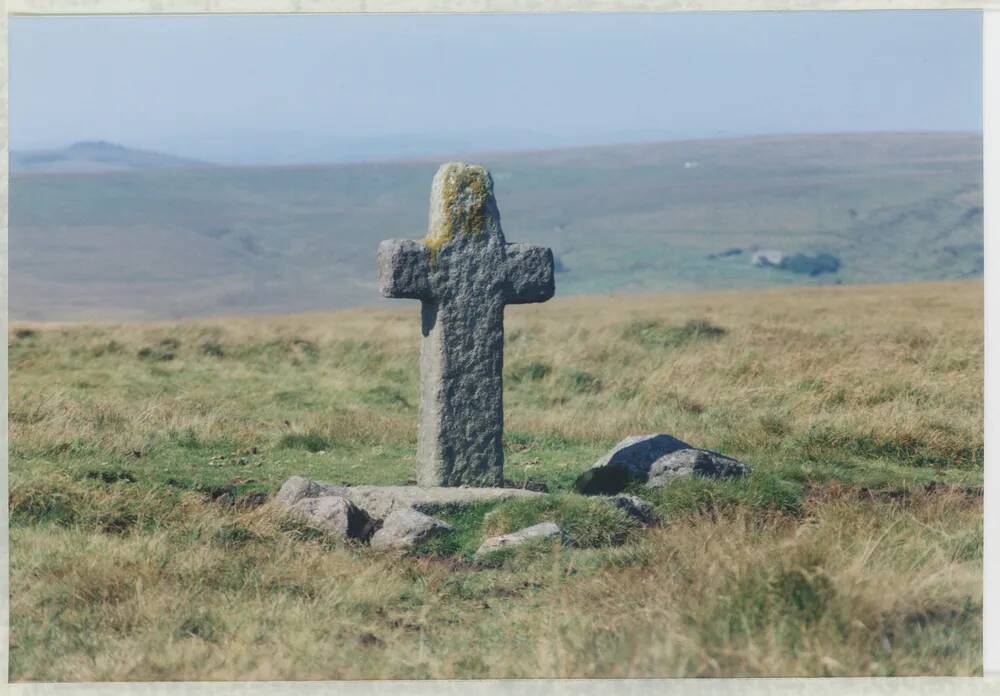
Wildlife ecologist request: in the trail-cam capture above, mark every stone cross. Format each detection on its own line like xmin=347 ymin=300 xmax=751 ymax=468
xmin=377 ymin=162 xmax=555 ymax=487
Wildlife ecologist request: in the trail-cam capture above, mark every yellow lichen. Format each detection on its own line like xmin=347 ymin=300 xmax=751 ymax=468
xmin=424 ymin=163 xmax=492 ymax=263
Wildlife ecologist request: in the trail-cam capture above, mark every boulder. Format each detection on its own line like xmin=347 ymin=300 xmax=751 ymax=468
xmin=646 ymin=448 xmax=749 ymax=488
xmin=475 ymin=522 xmax=562 ymax=557
xmin=287 ymin=495 xmax=375 ymax=541
xmin=370 ymin=508 xmax=452 ymax=550
xmin=274 ymin=476 xmax=544 ymax=521
xmin=274 ymin=475 xmax=332 ymax=507
xmin=574 ymin=434 xmax=750 ymax=494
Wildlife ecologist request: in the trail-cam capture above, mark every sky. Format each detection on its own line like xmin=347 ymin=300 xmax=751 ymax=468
xmin=10 ymin=11 xmax=983 ymax=165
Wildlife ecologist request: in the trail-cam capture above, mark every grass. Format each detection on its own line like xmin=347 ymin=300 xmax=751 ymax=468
xmin=7 ymin=280 xmax=984 ymax=679
xmin=484 ymin=494 xmax=639 ymax=548
xmin=622 ymin=318 xmax=727 ymax=348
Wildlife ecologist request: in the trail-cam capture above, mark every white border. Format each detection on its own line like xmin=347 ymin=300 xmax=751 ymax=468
xmin=5 ymin=1 xmax=1000 ymax=15
xmin=2 ymin=2 xmax=995 ymax=694
xmin=983 ymin=6 xmax=998 ymax=682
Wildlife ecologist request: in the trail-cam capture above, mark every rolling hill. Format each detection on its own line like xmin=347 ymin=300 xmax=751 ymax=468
xmin=9 ymin=132 xmax=983 ymax=321
xmin=11 ymin=141 xmax=212 ymax=175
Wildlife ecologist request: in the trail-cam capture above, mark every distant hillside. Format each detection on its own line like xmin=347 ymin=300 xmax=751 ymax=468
xmin=9 ymin=132 xmax=983 ymax=321
xmin=11 ymin=141 xmax=212 ymax=174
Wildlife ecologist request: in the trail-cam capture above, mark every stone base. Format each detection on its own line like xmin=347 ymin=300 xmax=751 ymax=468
xmin=275 ymin=476 xmax=545 ymax=522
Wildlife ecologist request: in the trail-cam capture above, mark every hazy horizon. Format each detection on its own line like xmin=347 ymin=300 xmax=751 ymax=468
xmin=10 ymin=128 xmax=986 ymax=172
xmin=11 ymin=11 xmax=983 ymax=166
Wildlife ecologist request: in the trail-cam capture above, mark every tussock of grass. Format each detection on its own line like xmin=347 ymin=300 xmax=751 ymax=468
xmin=506 ymin=360 xmax=552 ymax=384
xmin=411 ymin=502 xmax=501 ymax=558
xmin=360 ymin=385 xmax=412 ymax=409
xmin=557 ymin=368 xmax=603 ymax=395
xmin=9 ymin=472 xmax=189 ymax=534
xmin=278 ymin=432 xmax=330 ymax=453
xmin=643 ymin=472 xmax=806 ymax=519
xmin=137 ymin=339 xmax=177 ymax=362
xmin=623 ymin=318 xmax=727 ymax=348
xmin=484 ymin=494 xmax=638 ymax=548
xmin=199 ymin=341 xmax=225 ymax=358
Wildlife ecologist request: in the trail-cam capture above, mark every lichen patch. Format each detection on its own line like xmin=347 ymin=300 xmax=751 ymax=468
xmin=425 ymin=163 xmax=494 ymax=262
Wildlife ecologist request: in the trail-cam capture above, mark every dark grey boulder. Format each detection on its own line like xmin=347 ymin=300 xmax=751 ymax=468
xmin=574 ymin=434 xmax=750 ymax=494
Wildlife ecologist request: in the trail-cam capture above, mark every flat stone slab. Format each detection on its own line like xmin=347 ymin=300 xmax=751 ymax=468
xmin=574 ymin=434 xmax=750 ymax=495
xmin=476 ymin=522 xmax=562 ymax=557
xmin=275 ymin=476 xmax=545 ymax=521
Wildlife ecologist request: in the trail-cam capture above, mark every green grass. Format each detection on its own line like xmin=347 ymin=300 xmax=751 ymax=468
xmin=6 ymin=281 xmax=983 ymax=679
xmin=623 ymin=318 xmax=728 ymax=349
xmin=484 ymin=494 xmax=639 ymax=548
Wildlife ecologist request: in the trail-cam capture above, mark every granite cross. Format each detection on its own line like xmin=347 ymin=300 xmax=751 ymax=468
xmin=377 ymin=162 xmax=555 ymax=487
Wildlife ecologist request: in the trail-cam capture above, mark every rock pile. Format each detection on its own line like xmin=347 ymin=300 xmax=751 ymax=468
xmin=274 ymin=434 xmax=747 ymax=553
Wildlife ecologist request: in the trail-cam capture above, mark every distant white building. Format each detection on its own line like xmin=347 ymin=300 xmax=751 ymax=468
xmin=751 ymin=249 xmax=785 ymax=267
xmin=683 ymin=161 xmax=699 ymax=169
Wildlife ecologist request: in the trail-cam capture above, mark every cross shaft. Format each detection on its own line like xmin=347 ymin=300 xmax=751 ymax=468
xmin=377 ymin=163 xmax=555 ymax=487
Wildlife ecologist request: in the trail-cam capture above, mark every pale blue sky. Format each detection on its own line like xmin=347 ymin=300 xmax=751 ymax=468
xmin=10 ymin=11 xmax=983 ymax=165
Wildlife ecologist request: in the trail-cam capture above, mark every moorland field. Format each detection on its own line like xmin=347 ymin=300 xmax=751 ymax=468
xmin=7 ymin=280 xmax=983 ymax=680
xmin=9 ymin=132 xmax=983 ymax=321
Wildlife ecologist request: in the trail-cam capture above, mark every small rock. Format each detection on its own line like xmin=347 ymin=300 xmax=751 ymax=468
xmin=574 ymin=434 xmax=750 ymax=494
xmin=608 ymin=494 xmax=658 ymax=526
xmin=370 ymin=508 xmax=452 ymax=550
xmin=476 ymin=522 xmax=562 ymax=557
xmin=287 ymin=495 xmax=375 ymax=541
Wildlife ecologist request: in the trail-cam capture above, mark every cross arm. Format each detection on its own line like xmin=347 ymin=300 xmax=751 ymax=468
xmin=377 ymin=239 xmax=433 ymax=300
xmin=503 ymin=243 xmax=555 ymax=305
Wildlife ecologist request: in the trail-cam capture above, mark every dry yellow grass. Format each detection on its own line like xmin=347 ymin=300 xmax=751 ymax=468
xmin=7 ymin=280 xmax=983 ymax=679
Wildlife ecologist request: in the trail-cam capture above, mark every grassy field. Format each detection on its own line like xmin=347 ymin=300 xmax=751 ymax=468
xmin=10 ymin=132 xmax=983 ymax=321
xmin=7 ymin=280 xmax=983 ymax=680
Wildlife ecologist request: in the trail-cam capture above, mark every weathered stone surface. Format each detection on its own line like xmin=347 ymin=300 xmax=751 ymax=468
xmin=287 ymin=495 xmax=375 ymax=541
xmin=574 ymin=434 xmax=750 ymax=494
xmin=646 ymin=448 xmax=750 ymax=488
xmin=274 ymin=475 xmax=329 ymax=507
xmin=476 ymin=522 xmax=562 ymax=557
xmin=370 ymin=508 xmax=452 ymax=550
xmin=377 ymin=162 xmax=555 ymax=487
xmin=608 ymin=494 xmax=658 ymax=526
xmin=275 ymin=477 xmax=544 ymax=521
